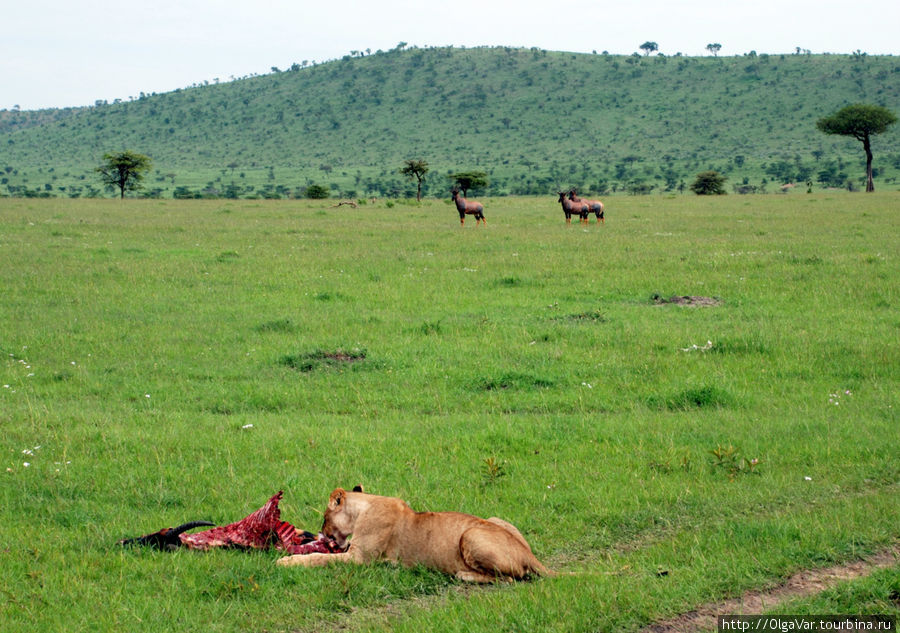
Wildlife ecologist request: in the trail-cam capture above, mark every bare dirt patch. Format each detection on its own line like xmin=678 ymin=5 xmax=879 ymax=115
xmin=279 ymin=348 xmax=367 ymax=372
xmin=644 ymin=544 xmax=900 ymax=633
xmin=652 ymin=294 xmax=723 ymax=307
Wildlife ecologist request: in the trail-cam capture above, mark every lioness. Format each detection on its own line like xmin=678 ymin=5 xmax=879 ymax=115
xmin=276 ymin=487 xmax=552 ymax=582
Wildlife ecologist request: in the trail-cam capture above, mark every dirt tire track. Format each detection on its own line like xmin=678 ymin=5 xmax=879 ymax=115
xmin=644 ymin=544 xmax=900 ymax=633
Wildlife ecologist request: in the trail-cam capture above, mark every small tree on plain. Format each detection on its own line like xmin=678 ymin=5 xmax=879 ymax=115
xmin=816 ymin=103 xmax=897 ymax=192
xmin=639 ymin=41 xmax=658 ymax=56
xmin=449 ymin=171 xmax=488 ymax=197
xmin=306 ymin=184 xmax=330 ymax=199
xmin=706 ymin=43 xmax=722 ymax=57
xmin=690 ymin=171 xmax=727 ymax=195
xmin=95 ymin=150 xmax=152 ymax=199
xmin=400 ymin=159 xmax=429 ymax=201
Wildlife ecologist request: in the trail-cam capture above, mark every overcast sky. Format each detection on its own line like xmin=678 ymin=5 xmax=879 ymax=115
xmin=3 ymin=0 xmax=899 ymax=111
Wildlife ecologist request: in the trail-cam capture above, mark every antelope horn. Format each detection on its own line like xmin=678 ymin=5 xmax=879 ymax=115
xmin=169 ymin=521 xmax=216 ymax=537
xmin=119 ymin=520 xmax=215 ymax=549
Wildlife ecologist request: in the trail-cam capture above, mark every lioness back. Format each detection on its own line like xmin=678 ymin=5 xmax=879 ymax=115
xmin=397 ymin=511 xmax=492 ymax=573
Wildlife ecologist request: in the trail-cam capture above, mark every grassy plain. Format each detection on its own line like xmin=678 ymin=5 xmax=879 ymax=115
xmin=1 ymin=193 xmax=898 ymax=632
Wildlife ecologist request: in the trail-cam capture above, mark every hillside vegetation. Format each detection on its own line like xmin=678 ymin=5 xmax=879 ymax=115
xmin=1 ymin=46 xmax=899 ymax=198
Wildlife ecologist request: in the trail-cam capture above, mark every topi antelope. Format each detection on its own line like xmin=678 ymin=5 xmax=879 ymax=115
xmin=451 ymin=188 xmax=485 ymax=226
xmin=568 ymin=189 xmax=604 ymax=223
xmin=558 ymin=191 xmax=589 ymax=224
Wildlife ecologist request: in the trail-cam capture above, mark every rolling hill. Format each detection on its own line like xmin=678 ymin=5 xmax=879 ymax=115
xmin=1 ymin=46 xmax=899 ymax=198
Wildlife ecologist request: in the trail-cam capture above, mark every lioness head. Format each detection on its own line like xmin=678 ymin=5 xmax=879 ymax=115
xmin=321 ymin=485 xmax=364 ymax=549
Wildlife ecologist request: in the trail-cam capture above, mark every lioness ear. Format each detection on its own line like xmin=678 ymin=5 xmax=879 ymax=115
xmin=330 ymin=488 xmax=346 ymax=508
xmin=352 ymin=484 xmax=364 ymax=493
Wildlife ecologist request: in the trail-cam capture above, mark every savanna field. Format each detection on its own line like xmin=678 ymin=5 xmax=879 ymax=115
xmin=1 ymin=193 xmax=898 ymax=632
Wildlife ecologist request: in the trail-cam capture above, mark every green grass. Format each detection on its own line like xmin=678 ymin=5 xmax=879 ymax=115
xmin=1 ymin=194 xmax=898 ymax=632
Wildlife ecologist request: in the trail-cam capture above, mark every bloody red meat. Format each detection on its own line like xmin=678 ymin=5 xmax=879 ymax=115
xmin=119 ymin=491 xmax=344 ymax=555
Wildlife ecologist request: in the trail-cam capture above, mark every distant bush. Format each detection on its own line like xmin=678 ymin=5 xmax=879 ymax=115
xmin=306 ymin=184 xmax=330 ymax=199
xmin=173 ymin=186 xmax=202 ymax=199
xmin=627 ymin=181 xmax=655 ymax=195
xmin=690 ymin=171 xmax=727 ymax=195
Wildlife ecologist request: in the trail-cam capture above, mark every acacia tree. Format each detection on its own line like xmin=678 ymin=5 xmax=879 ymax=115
xmin=400 ymin=159 xmax=429 ymax=200
xmin=449 ymin=170 xmax=488 ymax=197
xmin=706 ymin=43 xmax=722 ymax=57
xmin=690 ymin=171 xmax=727 ymax=195
xmin=639 ymin=41 xmax=658 ymax=56
xmin=816 ymin=104 xmax=897 ymax=192
xmin=95 ymin=151 xmax=152 ymax=199
xmin=305 ymin=183 xmax=330 ymax=199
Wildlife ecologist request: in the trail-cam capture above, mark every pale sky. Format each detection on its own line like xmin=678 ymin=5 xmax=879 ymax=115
xmin=3 ymin=0 xmax=899 ymax=111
